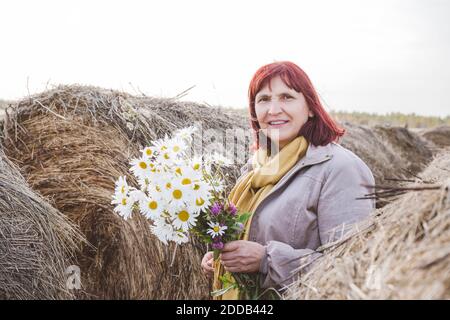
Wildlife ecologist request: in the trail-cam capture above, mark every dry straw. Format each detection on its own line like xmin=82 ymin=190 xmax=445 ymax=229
xmin=0 ymin=148 xmax=83 ymax=299
xmin=1 ymin=85 xmax=250 ymax=299
xmin=284 ymin=149 xmax=450 ymax=299
xmin=340 ymin=123 xmax=433 ymax=184
xmin=419 ymin=125 xmax=450 ymax=149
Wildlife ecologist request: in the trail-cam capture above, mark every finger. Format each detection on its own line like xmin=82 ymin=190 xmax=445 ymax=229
xmin=222 ymin=241 xmax=240 ymax=252
xmin=221 ymin=259 xmax=241 ymax=268
xmin=221 ymin=248 xmax=242 ymax=260
xmin=224 ymin=265 xmax=242 ymax=273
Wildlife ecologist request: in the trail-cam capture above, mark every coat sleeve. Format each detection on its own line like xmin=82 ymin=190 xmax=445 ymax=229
xmin=258 ymin=154 xmax=376 ymax=290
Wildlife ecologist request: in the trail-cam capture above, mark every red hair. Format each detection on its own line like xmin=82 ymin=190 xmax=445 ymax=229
xmin=248 ymin=61 xmax=344 ymax=150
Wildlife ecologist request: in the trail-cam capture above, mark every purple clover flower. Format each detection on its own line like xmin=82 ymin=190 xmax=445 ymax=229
xmin=228 ymin=202 xmax=237 ymax=216
xmin=212 ymin=241 xmax=224 ymax=250
xmin=210 ymin=202 xmax=222 ymax=216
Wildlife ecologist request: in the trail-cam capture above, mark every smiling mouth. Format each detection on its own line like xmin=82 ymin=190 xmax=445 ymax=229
xmin=268 ymin=120 xmax=289 ymax=127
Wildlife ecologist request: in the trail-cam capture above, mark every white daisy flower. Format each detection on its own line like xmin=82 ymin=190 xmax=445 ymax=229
xmin=137 ymin=176 xmax=151 ymax=190
xmin=207 ymin=222 xmax=228 ymax=238
xmin=191 ymin=156 xmax=204 ymax=173
xmin=171 ymin=162 xmax=187 ymax=177
xmin=151 ymin=218 xmax=174 ymax=245
xmin=166 ymin=179 xmax=190 ymax=206
xmin=129 ymin=188 xmax=147 ymax=203
xmin=177 ymin=167 xmax=202 ymax=195
xmin=174 ymin=126 xmax=198 ymax=142
xmin=164 ymin=183 xmax=197 ymax=215
xmin=172 ymin=230 xmax=189 ymax=244
xmin=166 ymin=137 xmax=188 ymax=157
xmin=114 ymin=176 xmax=130 ymax=196
xmin=210 ymin=178 xmax=225 ymax=193
xmin=171 ymin=208 xmax=199 ymax=232
xmin=192 ymin=179 xmax=213 ymax=201
xmin=140 ymin=195 xmax=165 ymax=219
xmin=141 ymin=146 xmax=157 ymax=159
xmin=146 ymin=182 xmax=164 ymax=199
xmin=206 ymin=152 xmax=233 ymax=167
xmin=130 ymin=156 xmax=152 ymax=180
xmin=111 ymin=193 xmax=134 ymax=220
xmin=156 ymin=149 xmax=174 ymax=164
xmin=153 ymin=136 xmax=170 ymax=154
xmin=192 ymin=196 xmax=211 ymax=214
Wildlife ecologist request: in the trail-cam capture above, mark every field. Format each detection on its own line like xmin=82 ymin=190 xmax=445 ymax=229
xmin=1 ymin=86 xmax=449 ymax=299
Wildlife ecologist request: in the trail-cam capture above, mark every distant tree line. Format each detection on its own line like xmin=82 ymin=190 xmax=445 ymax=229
xmin=331 ymin=111 xmax=450 ymax=128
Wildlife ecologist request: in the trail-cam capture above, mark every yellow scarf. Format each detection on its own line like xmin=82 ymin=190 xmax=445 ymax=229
xmin=212 ymin=136 xmax=309 ymax=300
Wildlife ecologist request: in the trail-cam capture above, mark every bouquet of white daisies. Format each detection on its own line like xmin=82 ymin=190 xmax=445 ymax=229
xmin=111 ymin=126 xmax=249 ymax=251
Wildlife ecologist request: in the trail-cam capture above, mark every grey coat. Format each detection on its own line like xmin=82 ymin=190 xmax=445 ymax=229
xmin=238 ymin=142 xmax=375 ymax=290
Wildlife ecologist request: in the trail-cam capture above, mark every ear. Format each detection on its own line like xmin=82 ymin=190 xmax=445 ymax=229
xmin=308 ymin=110 xmax=314 ymax=118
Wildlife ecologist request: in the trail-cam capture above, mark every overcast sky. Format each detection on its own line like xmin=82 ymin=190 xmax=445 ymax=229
xmin=1 ymin=0 xmax=449 ymax=116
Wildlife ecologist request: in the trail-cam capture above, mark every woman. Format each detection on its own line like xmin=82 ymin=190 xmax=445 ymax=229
xmin=201 ymin=61 xmax=375 ymax=299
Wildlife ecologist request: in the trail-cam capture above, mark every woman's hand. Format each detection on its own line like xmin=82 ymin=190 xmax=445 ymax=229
xmin=201 ymin=251 xmax=214 ymax=277
xmin=220 ymin=240 xmax=266 ymax=273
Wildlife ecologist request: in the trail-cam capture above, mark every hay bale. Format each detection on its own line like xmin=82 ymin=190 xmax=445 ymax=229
xmin=340 ymin=123 xmax=434 ymax=187
xmin=339 ymin=123 xmax=405 ymax=184
xmin=419 ymin=125 xmax=450 ymax=149
xmin=373 ymin=125 xmax=433 ymax=175
xmin=284 ymin=150 xmax=450 ymax=299
xmin=0 ymin=149 xmax=82 ymax=299
xmin=1 ymin=85 xmax=250 ymax=299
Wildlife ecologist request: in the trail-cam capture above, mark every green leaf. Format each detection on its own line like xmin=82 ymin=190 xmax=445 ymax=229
xmin=238 ymin=212 xmax=252 ymax=224
xmin=211 ymin=284 xmax=237 ymax=297
xmin=213 ymin=249 xmax=220 ymax=260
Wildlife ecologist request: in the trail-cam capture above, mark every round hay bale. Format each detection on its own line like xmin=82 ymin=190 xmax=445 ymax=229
xmin=373 ymin=125 xmax=433 ymax=175
xmin=284 ymin=150 xmax=450 ymax=299
xmin=0 ymin=148 xmax=82 ymax=299
xmin=1 ymin=85 xmax=250 ymax=299
xmin=339 ymin=123 xmax=405 ymax=184
xmin=419 ymin=125 xmax=450 ymax=149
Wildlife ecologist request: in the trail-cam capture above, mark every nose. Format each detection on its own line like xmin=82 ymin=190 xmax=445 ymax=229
xmin=268 ymin=100 xmax=282 ymax=115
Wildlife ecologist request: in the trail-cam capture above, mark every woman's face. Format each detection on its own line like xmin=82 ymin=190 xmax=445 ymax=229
xmin=254 ymin=76 xmax=313 ymax=149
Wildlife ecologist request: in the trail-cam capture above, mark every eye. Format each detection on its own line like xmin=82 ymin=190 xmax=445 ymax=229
xmin=280 ymin=94 xmax=293 ymax=100
xmin=257 ymin=96 xmax=269 ymax=103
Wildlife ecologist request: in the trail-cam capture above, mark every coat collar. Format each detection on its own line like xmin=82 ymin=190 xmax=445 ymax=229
xmin=266 ymin=142 xmax=334 ymax=195
xmin=301 ymin=142 xmax=335 ymax=166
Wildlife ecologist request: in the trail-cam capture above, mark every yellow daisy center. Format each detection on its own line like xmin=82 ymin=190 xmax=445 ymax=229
xmin=164 ymin=153 xmax=170 ymax=160
xmin=148 ymin=201 xmax=158 ymax=210
xmin=181 ymin=178 xmax=192 ymax=185
xmin=173 ymin=145 xmax=180 ymax=152
xmin=139 ymin=161 xmax=147 ymax=169
xmin=120 ymin=186 xmax=125 ymax=193
xmin=213 ymin=226 xmax=220 ymax=233
xmin=166 ymin=182 xmax=172 ymax=189
xmin=121 ymin=198 xmax=127 ymax=205
xmin=196 ymin=198 xmax=205 ymax=206
xmin=161 ymin=146 xmax=167 ymax=151
xmin=172 ymin=189 xmax=183 ymax=199
xmin=193 ymin=184 xmax=200 ymax=190
xmin=156 ymin=186 xmax=162 ymax=192
xmin=175 ymin=167 xmax=182 ymax=175
xmin=193 ymin=163 xmax=200 ymax=170
xmin=146 ymin=149 xmax=153 ymax=156
xmin=178 ymin=210 xmax=189 ymax=222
